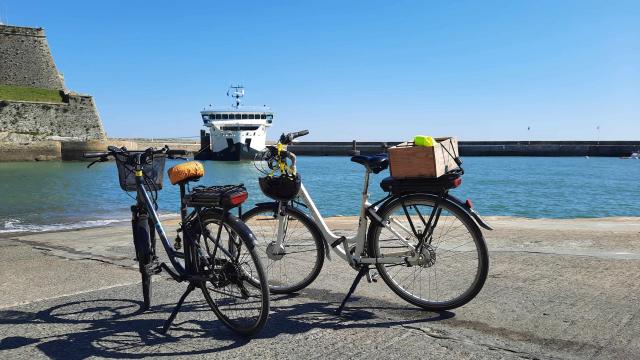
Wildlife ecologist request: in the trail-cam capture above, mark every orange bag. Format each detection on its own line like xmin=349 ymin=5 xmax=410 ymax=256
xmin=167 ymin=161 xmax=205 ymax=185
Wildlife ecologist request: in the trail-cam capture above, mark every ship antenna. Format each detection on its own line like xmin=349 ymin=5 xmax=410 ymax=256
xmin=227 ymin=84 xmax=245 ymax=109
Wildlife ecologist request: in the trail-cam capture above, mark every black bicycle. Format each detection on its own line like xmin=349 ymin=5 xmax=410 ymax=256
xmin=84 ymin=146 xmax=269 ymax=335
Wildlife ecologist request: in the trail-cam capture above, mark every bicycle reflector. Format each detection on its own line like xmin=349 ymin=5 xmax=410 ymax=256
xmin=452 ymin=177 xmax=462 ymax=188
xmin=465 ymin=199 xmax=474 ymax=208
xmin=228 ymin=191 xmax=248 ymax=206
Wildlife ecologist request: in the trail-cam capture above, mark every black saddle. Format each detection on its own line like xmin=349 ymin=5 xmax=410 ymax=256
xmin=350 ymin=154 xmax=389 ymax=174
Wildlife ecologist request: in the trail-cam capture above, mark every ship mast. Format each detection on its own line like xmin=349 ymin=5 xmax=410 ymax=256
xmin=227 ymin=85 xmax=245 ymax=109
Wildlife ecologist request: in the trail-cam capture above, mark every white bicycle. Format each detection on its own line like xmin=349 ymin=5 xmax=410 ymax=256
xmin=244 ymin=130 xmax=492 ymax=313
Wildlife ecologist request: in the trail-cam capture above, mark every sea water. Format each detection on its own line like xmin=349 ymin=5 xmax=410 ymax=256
xmin=1 ymin=156 xmax=639 ymax=233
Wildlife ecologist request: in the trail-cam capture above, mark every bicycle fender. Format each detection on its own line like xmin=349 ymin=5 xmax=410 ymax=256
xmin=446 ymin=194 xmax=494 ymax=231
xmin=375 ymin=193 xmax=493 ymax=231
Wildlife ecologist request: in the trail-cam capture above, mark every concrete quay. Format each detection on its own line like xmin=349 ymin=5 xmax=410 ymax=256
xmin=287 ymin=140 xmax=640 ymax=157
xmin=1 ymin=216 xmax=640 ymax=359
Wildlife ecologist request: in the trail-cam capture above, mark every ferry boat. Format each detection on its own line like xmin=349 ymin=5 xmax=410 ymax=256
xmin=195 ymin=86 xmax=273 ymax=161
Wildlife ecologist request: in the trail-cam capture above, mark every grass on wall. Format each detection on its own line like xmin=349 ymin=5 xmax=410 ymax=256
xmin=0 ymin=85 xmax=64 ymax=103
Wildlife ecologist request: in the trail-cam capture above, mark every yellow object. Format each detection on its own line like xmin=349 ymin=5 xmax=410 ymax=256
xmin=414 ymin=135 xmax=435 ymax=147
xmin=135 ymin=170 xmax=143 ymax=177
xmin=167 ymin=161 xmax=205 ymax=185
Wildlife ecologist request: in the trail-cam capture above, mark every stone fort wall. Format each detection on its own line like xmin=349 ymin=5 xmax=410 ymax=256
xmin=0 ymin=24 xmax=107 ymax=159
xmin=0 ymin=25 xmax=66 ymax=90
xmin=0 ymin=94 xmax=106 ymax=142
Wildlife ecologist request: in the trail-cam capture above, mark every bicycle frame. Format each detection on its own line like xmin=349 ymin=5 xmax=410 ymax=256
xmin=134 ymin=171 xmax=188 ymax=276
xmin=276 ymin=170 xmax=424 ymax=266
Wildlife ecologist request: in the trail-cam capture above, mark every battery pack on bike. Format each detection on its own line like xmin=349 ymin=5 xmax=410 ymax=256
xmin=183 ymin=185 xmax=248 ymax=208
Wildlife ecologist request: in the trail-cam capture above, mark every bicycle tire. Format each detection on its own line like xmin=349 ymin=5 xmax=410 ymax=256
xmin=133 ymin=216 xmax=153 ymax=310
xmin=242 ymin=204 xmax=325 ymax=294
xmin=368 ymin=193 xmax=489 ymax=311
xmin=195 ymin=210 xmax=270 ymax=336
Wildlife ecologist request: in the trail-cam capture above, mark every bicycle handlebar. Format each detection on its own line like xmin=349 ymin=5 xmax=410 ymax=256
xmin=83 ymin=152 xmax=109 ymax=158
xmin=279 ymin=130 xmax=309 ymax=145
xmin=83 ymin=146 xmax=189 ymax=167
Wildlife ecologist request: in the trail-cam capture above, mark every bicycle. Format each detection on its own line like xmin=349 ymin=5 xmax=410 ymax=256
xmin=244 ymin=131 xmax=492 ymax=314
xmin=84 ymin=146 xmax=269 ymax=335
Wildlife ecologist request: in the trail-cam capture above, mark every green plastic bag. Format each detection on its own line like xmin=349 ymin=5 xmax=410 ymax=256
xmin=414 ymin=135 xmax=435 ymax=147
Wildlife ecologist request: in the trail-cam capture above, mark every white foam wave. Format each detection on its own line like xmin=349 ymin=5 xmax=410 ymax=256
xmin=0 ymin=213 xmax=178 ymax=234
xmin=0 ymin=218 xmax=127 ymax=234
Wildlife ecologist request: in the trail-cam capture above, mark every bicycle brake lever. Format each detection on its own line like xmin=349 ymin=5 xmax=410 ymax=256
xmin=87 ymin=157 xmax=108 ymax=168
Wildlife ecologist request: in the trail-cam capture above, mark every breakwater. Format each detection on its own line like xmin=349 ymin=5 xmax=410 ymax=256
xmin=287 ymin=141 xmax=640 ymax=157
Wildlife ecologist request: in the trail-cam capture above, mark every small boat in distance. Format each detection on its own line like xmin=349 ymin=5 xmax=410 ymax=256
xmin=620 ymin=151 xmax=640 ymax=159
xmin=195 ymin=85 xmax=273 ymax=161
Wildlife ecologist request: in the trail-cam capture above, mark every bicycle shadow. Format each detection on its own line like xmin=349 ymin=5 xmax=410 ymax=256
xmin=0 ymin=288 xmax=455 ymax=358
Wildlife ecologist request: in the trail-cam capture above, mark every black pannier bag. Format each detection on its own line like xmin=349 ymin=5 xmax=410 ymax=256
xmin=259 ymin=174 xmax=301 ymax=201
xmin=380 ymin=169 xmax=463 ymax=196
xmin=183 ymin=184 xmax=248 ymax=208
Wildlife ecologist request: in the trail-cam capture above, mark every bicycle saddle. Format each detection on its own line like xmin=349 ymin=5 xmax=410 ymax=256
xmin=168 ymin=161 xmax=205 ymax=185
xmin=350 ymin=154 xmax=389 ymax=174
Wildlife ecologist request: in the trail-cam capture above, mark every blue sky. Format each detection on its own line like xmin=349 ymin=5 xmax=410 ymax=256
xmin=2 ymin=0 xmax=638 ymax=140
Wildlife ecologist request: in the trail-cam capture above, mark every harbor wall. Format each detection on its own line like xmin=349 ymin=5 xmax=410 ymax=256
xmin=0 ymin=139 xmax=199 ymax=161
xmin=287 ymin=141 xmax=640 ymax=157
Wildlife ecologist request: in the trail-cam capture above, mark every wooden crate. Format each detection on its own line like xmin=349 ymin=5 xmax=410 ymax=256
xmin=388 ymin=137 xmax=459 ymax=178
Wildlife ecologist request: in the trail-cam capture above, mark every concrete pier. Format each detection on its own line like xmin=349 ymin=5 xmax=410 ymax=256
xmin=1 ymin=216 xmax=639 ymax=359
xmin=288 ymin=140 xmax=640 ymax=157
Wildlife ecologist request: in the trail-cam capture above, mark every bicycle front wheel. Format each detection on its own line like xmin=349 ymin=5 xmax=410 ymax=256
xmin=242 ymin=204 xmax=325 ymax=294
xmin=196 ymin=210 xmax=269 ymax=336
xmin=133 ymin=216 xmax=153 ymax=310
xmin=368 ymin=194 xmax=489 ymax=311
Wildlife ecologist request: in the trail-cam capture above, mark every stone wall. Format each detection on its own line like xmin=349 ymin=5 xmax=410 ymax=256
xmin=0 ymin=25 xmax=65 ymax=90
xmin=0 ymin=94 xmax=106 ymax=141
xmin=0 ymin=141 xmax=61 ymax=161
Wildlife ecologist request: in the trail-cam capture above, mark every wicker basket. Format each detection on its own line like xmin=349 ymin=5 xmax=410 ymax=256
xmin=115 ymin=153 xmax=166 ymax=192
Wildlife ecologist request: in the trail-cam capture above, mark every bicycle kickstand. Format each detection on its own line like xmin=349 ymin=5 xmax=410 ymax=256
xmin=335 ymin=265 xmax=370 ymax=316
xmin=161 ymin=281 xmax=197 ymax=334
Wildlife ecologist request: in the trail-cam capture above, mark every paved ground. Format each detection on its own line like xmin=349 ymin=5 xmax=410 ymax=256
xmin=1 ymin=217 xmax=640 ymax=359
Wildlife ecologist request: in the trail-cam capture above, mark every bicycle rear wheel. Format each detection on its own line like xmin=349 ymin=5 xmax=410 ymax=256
xmin=368 ymin=194 xmax=489 ymax=311
xmin=196 ymin=210 xmax=269 ymax=336
xmin=242 ymin=204 xmax=325 ymax=293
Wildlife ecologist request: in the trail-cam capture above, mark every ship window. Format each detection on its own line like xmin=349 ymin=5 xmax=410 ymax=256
xmin=266 ymin=114 xmax=273 ymax=120
xmin=202 ymin=115 xmax=209 ymax=120
xmin=221 ymin=114 xmax=228 ymax=119
xmin=235 ymin=114 xmax=241 ymax=120
xmin=216 ymin=114 xmax=222 ymax=119
xmin=248 ymin=114 xmax=255 ymax=119
xmin=261 ymin=114 xmax=267 ymax=119
xmin=242 ymin=114 xmax=248 ymax=119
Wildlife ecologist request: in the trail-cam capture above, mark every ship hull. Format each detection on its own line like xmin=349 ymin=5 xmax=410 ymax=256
xmin=195 ymin=138 xmax=260 ymax=161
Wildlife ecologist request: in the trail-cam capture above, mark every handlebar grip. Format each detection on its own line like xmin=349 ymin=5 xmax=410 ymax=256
xmin=83 ymin=152 xmax=108 ymax=158
xmin=291 ymin=130 xmax=309 ymax=139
